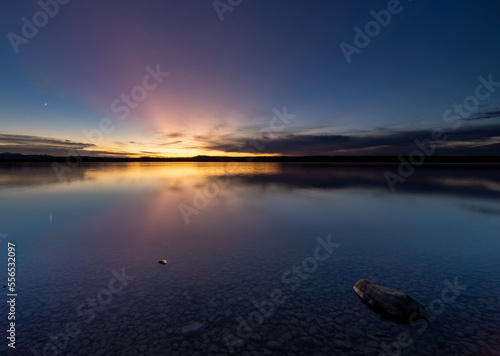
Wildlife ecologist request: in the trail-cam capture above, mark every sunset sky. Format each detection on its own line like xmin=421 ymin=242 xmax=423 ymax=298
xmin=1 ymin=0 xmax=500 ymax=157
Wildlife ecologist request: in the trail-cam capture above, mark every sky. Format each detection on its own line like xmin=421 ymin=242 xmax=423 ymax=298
xmin=0 ymin=0 xmax=500 ymax=157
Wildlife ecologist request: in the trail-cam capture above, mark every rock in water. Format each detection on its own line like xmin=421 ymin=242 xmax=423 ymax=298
xmin=266 ymin=341 xmax=283 ymax=350
xmin=158 ymin=260 xmax=167 ymax=265
xmin=181 ymin=322 xmax=205 ymax=337
xmin=353 ymin=279 xmax=429 ymax=324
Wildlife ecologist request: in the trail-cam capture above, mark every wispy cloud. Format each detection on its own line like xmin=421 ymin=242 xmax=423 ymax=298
xmin=0 ymin=134 xmax=131 ymax=157
xmin=0 ymin=134 xmax=94 ymax=154
xmin=157 ymin=140 xmax=183 ymax=147
xmin=462 ymin=109 xmax=500 ymax=122
xmin=199 ymin=122 xmax=500 ymax=156
xmin=162 ymin=132 xmax=184 ymax=138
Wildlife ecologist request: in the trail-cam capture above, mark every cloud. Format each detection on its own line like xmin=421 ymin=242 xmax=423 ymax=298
xmin=203 ymin=134 xmax=351 ymax=155
xmin=0 ymin=134 xmax=94 ymax=155
xmin=162 ymin=132 xmax=184 ymax=138
xmin=0 ymin=134 xmax=131 ymax=157
xmin=199 ymin=122 xmax=500 ymax=156
xmin=462 ymin=109 xmax=500 ymax=122
xmin=157 ymin=140 xmax=183 ymax=147
xmin=5 ymin=109 xmax=500 ymax=157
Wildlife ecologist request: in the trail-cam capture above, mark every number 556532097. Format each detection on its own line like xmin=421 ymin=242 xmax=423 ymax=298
xmin=8 ymin=242 xmax=15 ymax=292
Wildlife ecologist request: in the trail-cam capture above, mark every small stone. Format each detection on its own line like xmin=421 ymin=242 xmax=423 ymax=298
xmin=300 ymin=337 xmax=315 ymax=347
xmin=334 ymin=339 xmax=352 ymax=350
xmin=158 ymin=260 xmax=167 ymax=265
xmin=347 ymin=328 xmax=362 ymax=339
xmin=181 ymin=322 xmax=205 ymax=337
xmin=250 ymin=333 xmax=261 ymax=341
xmin=137 ymin=345 xmax=147 ymax=352
xmin=296 ymin=313 xmax=307 ymax=320
xmin=459 ymin=311 xmax=470 ymax=319
xmin=208 ymin=344 xmax=218 ymax=353
xmin=265 ymin=341 xmax=283 ymax=350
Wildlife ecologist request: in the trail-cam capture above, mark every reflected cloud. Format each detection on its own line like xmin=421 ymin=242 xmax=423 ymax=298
xmin=1 ymin=163 xmax=500 ymax=204
xmin=217 ymin=164 xmax=500 ymax=201
xmin=0 ymin=163 xmax=87 ymax=188
xmin=457 ymin=203 xmax=500 ymax=216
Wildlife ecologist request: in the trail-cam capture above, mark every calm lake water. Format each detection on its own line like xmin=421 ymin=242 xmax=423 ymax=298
xmin=1 ymin=162 xmax=500 ymax=356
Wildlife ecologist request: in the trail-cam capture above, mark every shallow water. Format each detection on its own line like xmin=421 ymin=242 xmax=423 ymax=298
xmin=1 ymin=162 xmax=500 ymax=355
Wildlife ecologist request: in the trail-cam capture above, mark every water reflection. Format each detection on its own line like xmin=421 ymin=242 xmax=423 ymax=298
xmin=2 ymin=162 xmax=500 ymax=198
xmin=1 ymin=162 xmax=500 ymax=355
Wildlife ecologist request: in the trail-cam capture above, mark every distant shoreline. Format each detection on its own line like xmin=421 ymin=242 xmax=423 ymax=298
xmin=1 ymin=153 xmax=499 ymax=166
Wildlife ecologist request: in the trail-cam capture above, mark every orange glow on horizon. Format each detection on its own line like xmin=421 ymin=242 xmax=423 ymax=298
xmin=88 ymin=147 xmax=281 ymax=158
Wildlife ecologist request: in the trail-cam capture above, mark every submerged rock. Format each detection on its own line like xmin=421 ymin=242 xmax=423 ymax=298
xmin=300 ymin=336 xmax=316 ymax=347
xmin=158 ymin=260 xmax=167 ymax=265
xmin=353 ymin=279 xmax=429 ymax=324
xmin=181 ymin=322 xmax=205 ymax=337
xmin=265 ymin=341 xmax=283 ymax=350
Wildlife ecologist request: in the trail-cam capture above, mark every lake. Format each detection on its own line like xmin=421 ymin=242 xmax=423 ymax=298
xmin=1 ymin=162 xmax=500 ymax=355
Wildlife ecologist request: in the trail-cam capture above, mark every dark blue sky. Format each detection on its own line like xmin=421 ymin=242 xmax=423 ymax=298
xmin=1 ymin=0 xmax=499 ymax=156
